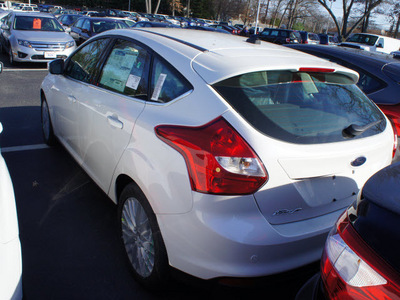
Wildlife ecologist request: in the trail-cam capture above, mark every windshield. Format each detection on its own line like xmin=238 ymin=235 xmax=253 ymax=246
xmin=213 ymin=70 xmax=386 ymax=144
xmin=346 ymin=34 xmax=378 ymax=46
xmin=14 ymin=16 xmax=64 ymax=31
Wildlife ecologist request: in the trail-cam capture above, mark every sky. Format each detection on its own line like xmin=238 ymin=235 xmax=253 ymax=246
xmin=328 ymin=0 xmax=391 ymax=32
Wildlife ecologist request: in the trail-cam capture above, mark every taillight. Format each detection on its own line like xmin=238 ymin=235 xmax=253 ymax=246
xmin=378 ymin=106 xmax=400 ymax=158
xmin=286 ymin=38 xmax=291 ymax=43
xmin=321 ymin=211 xmax=400 ymax=299
xmin=155 ymin=117 xmax=268 ymax=195
xmin=388 ymin=118 xmax=399 ymax=158
xmin=299 ymin=67 xmax=335 ymax=73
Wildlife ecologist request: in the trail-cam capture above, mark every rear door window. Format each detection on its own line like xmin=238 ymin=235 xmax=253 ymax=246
xmin=213 ymin=70 xmax=385 ymax=144
xmin=99 ymin=39 xmax=150 ymax=99
xmin=150 ymin=56 xmax=192 ymax=103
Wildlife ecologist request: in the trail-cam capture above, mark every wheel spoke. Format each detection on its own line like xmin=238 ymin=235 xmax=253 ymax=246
xmin=121 ymin=197 xmax=155 ymax=278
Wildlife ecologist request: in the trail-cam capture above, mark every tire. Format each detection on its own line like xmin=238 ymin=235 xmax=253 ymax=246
xmin=41 ymin=97 xmax=56 ymax=146
xmin=8 ymin=45 xmax=14 ymax=65
xmin=118 ymin=183 xmax=169 ymax=290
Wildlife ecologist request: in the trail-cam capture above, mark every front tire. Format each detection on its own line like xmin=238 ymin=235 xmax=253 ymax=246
xmin=41 ymin=97 xmax=56 ymax=145
xmin=118 ymin=183 xmax=169 ymax=289
xmin=8 ymin=46 xmax=14 ymax=65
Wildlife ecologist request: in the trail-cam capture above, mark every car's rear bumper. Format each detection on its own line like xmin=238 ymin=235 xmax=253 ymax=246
xmin=157 ymin=192 xmax=344 ymax=280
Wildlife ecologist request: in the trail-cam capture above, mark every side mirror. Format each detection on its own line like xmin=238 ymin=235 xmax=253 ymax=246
xmin=0 ymin=61 xmax=3 ymax=74
xmin=377 ymin=43 xmax=383 ymax=48
xmin=1 ymin=23 xmax=9 ymax=31
xmin=0 ymin=122 xmax=3 ymax=135
xmin=48 ymin=59 xmax=64 ymax=74
xmin=65 ymin=27 xmax=71 ymax=33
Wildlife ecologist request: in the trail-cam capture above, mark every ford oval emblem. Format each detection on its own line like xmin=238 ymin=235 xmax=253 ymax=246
xmin=351 ymin=156 xmax=367 ymax=167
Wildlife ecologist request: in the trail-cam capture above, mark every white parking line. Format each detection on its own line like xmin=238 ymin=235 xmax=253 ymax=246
xmin=3 ymin=68 xmax=47 ymax=72
xmin=1 ymin=144 xmax=50 ymax=153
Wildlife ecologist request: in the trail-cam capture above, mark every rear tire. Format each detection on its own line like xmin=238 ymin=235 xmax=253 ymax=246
xmin=118 ymin=183 xmax=169 ymax=290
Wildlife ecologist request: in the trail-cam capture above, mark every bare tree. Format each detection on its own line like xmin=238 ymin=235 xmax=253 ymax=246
xmin=317 ymin=0 xmax=385 ymax=40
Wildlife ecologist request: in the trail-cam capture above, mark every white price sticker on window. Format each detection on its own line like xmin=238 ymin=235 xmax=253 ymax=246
xmin=151 ymin=73 xmax=167 ymax=101
xmin=126 ymin=74 xmax=141 ymax=90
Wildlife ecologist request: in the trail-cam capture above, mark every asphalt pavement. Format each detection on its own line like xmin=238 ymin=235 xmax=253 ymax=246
xmin=0 ymin=54 xmax=319 ymax=300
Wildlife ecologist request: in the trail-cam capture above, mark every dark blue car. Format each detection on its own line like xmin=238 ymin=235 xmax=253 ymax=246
xmin=296 ymin=162 xmax=400 ymax=299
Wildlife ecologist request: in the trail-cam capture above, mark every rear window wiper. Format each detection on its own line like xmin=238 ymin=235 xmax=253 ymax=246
xmin=343 ymin=119 xmax=382 ymax=138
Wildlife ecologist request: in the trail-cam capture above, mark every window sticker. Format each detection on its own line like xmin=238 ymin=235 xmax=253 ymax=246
xmin=100 ymin=48 xmax=138 ymax=92
xmin=33 ymin=18 xmax=42 ymax=29
xmin=126 ymin=74 xmax=141 ymax=90
xmin=151 ymin=73 xmax=167 ymax=101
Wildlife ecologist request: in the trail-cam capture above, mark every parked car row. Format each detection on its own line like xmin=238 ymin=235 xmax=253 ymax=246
xmin=255 ymin=27 xmax=339 ymax=45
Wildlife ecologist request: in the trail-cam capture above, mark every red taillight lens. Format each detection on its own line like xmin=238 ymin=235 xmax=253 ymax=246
xmin=155 ymin=117 xmax=268 ymax=195
xmin=378 ymin=106 xmax=400 ymax=158
xmin=321 ymin=211 xmax=400 ymax=300
xmin=299 ymin=67 xmax=335 ymax=73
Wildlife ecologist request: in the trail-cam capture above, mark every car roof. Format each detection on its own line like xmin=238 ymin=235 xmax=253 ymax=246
xmin=12 ymin=11 xmax=55 ymax=18
xmin=286 ymin=44 xmax=399 ymax=63
xmin=98 ymin=28 xmax=359 ymax=84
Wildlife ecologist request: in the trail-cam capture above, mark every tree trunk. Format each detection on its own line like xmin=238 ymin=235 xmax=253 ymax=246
xmin=279 ymin=0 xmax=292 ymax=28
xmin=154 ymin=0 xmax=161 ymax=14
xmin=395 ymin=13 xmax=400 ymax=38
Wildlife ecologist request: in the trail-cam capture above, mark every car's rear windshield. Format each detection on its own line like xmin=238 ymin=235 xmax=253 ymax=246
xmin=213 ymin=70 xmax=386 ymax=144
xmin=14 ymin=16 xmax=64 ymax=32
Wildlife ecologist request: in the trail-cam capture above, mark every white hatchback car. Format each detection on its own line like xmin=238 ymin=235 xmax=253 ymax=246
xmin=40 ymin=28 xmax=395 ymax=288
xmin=0 ymin=122 xmax=23 ymax=300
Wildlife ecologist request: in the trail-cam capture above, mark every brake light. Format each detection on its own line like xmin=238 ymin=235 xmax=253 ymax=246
xmin=155 ymin=117 xmax=268 ymax=195
xmin=299 ymin=67 xmax=335 ymax=73
xmin=286 ymin=38 xmax=291 ymax=43
xmin=321 ymin=211 xmax=400 ymax=299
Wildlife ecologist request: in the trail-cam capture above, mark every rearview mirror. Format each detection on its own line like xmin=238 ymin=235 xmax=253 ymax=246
xmin=48 ymin=59 xmax=64 ymax=75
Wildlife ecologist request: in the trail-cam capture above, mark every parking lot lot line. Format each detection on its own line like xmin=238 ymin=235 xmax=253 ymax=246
xmin=1 ymin=144 xmax=50 ymax=153
xmin=3 ymin=68 xmax=47 ymax=72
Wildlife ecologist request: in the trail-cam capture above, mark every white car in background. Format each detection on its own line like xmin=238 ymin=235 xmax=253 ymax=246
xmin=40 ymin=28 xmax=395 ymax=288
xmin=0 ymin=11 xmax=76 ymax=64
xmin=0 ymin=120 xmax=23 ymax=300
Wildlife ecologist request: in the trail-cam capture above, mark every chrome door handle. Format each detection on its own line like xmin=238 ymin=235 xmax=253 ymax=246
xmin=107 ymin=115 xmax=123 ymax=129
